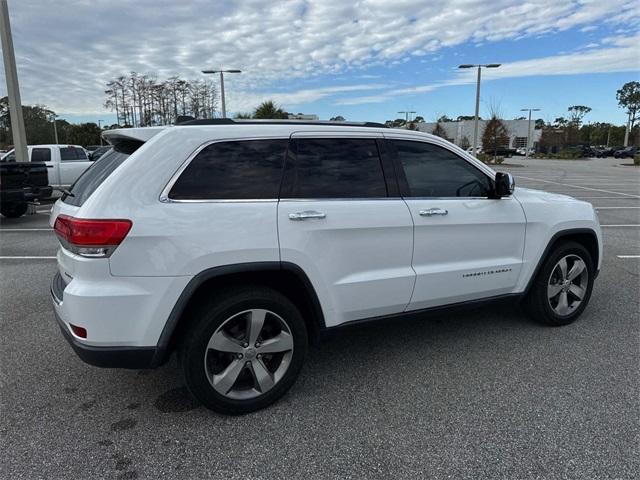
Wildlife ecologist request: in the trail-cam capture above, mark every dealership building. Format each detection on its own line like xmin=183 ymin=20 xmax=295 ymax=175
xmin=416 ymin=119 xmax=542 ymax=150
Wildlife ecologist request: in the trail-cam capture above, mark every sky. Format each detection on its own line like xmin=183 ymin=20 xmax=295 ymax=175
xmin=1 ymin=0 xmax=639 ymax=126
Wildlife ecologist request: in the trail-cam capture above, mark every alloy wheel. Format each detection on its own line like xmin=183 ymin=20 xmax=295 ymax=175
xmin=204 ymin=309 xmax=294 ymax=400
xmin=547 ymin=254 xmax=589 ymax=316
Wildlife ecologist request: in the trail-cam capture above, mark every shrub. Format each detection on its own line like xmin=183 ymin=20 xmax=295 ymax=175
xmin=634 ymin=154 xmax=640 ymax=166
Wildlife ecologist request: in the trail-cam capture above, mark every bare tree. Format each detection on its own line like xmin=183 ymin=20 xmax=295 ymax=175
xmin=104 ymin=72 xmax=218 ymax=126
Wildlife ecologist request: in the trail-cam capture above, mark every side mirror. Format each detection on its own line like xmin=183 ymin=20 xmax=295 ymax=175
xmin=495 ymin=172 xmax=515 ymax=197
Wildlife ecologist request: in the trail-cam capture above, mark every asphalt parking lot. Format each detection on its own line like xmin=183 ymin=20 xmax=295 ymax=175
xmin=1 ymin=157 xmax=638 ymax=479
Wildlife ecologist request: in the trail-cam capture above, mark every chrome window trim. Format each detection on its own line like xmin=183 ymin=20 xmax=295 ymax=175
xmin=159 ymin=136 xmax=290 ymax=203
xmin=280 ymin=197 xmax=402 ymax=202
xmin=401 ymin=196 xmax=498 ymax=201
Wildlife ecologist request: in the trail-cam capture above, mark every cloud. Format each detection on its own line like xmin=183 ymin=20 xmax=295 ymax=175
xmin=339 ymin=33 xmax=640 ymax=105
xmin=0 ymin=0 xmax=638 ymax=114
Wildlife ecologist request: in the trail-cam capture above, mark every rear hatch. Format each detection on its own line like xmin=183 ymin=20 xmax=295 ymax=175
xmin=49 ymin=127 xmax=164 ymax=279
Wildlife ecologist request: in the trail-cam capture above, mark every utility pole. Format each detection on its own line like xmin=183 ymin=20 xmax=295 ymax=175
xmin=51 ymin=114 xmax=59 ymax=144
xmin=520 ymin=108 xmax=540 ymax=159
xmin=459 ymin=63 xmax=501 ymax=156
xmin=98 ymin=119 xmax=104 ymax=145
xmin=0 ymin=0 xmax=28 ymax=162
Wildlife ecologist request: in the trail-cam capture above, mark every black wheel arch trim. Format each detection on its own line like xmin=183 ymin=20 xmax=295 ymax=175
xmin=151 ymin=261 xmax=325 ymax=367
xmin=523 ymin=227 xmax=600 ymax=294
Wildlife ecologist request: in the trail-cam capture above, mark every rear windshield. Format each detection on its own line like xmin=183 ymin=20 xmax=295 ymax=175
xmin=62 ymin=140 xmax=143 ymax=206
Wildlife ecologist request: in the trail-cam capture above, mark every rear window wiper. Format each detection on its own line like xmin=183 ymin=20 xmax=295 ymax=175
xmin=54 ymin=187 xmax=75 ymax=197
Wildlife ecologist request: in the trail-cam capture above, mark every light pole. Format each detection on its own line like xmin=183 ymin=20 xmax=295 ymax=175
xmin=50 ymin=114 xmax=59 ymax=144
xmin=202 ymin=69 xmax=241 ymax=118
xmin=97 ymin=119 xmax=104 ymax=145
xmin=1 ymin=0 xmax=28 ymax=162
xmin=520 ymin=108 xmax=540 ymax=159
xmin=398 ymin=110 xmax=416 ymax=123
xmin=459 ymin=63 xmax=501 ymax=156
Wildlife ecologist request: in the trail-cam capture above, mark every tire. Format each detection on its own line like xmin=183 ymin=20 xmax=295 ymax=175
xmin=0 ymin=202 xmax=28 ymax=218
xmin=524 ymin=241 xmax=595 ymax=326
xmin=180 ymin=286 xmax=308 ymax=415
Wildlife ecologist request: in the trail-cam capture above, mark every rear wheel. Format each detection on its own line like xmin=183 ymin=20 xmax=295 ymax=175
xmin=180 ymin=286 xmax=308 ymax=414
xmin=524 ymin=241 xmax=594 ymax=326
xmin=0 ymin=202 xmax=28 ymax=218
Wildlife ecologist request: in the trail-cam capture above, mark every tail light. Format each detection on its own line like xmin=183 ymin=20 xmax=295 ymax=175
xmin=54 ymin=214 xmax=132 ymax=258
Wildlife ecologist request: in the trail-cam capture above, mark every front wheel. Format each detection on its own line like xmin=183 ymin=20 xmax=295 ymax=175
xmin=180 ymin=286 xmax=308 ymax=415
xmin=0 ymin=202 xmax=28 ymax=218
xmin=524 ymin=241 xmax=595 ymax=326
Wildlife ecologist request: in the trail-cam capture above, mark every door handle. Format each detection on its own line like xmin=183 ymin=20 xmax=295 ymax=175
xmin=289 ymin=210 xmax=326 ymax=221
xmin=419 ymin=208 xmax=448 ymax=217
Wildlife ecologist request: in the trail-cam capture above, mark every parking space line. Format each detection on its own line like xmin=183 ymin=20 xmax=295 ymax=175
xmin=0 ymin=256 xmax=56 ymax=259
xmin=517 ymin=176 xmax=640 ymax=198
xmin=617 ymin=255 xmax=640 ymax=258
xmin=601 ymin=225 xmax=640 ymax=227
xmin=0 ymin=228 xmax=52 ymax=231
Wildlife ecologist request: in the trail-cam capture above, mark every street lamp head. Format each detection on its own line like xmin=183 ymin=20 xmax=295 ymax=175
xmin=485 ymin=63 xmax=501 ymax=68
xmin=202 ymin=69 xmax=241 ymax=74
xmin=458 ymin=64 xmax=475 ymax=69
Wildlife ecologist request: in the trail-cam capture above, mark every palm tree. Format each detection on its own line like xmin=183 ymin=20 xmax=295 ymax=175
xmin=253 ymin=100 xmax=288 ymax=119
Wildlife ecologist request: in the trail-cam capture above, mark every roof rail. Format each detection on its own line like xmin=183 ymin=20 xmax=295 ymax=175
xmin=175 ymin=118 xmax=388 ymax=128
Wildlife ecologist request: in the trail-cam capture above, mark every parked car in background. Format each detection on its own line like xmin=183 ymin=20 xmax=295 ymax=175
xmin=1 ymin=145 xmax=93 ymax=190
xmin=613 ymin=146 xmax=638 ymax=159
xmin=89 ymin=146 xmax=111 ymax=161
xmin=85 ymin=145 xmax=101 ymax=152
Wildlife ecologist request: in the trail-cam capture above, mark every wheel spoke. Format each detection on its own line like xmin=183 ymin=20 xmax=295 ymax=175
xmin=250 ymin=359 xmax=275 ymax=393
xmin=207 ymin=330 xmax=244 ymax=353
xmin=569 ymin=284 xmax=585 ymax=300
xmin=547 ymin=283 xmax=563 ymax=299
xmin=555 ymin=291 xmax=570 ymax=315
xmin=212 ymin=359 xmax=245 ymax=395
xmin=557 ymin=257 xmax=568 ymax=280
xmin=567 ymin=259 xmax=586 ymax=281
xmin=246 ymin=309 xmax=267 ymax=345
xmin=257 ymin=331 xmax=293 ymax=353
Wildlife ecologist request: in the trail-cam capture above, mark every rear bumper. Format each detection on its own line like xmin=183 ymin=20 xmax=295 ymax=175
xmin=51 ymin=272 xmax=158 ymax=369
xmin=1 ymin=185 xmax=53 ymax=203
xmin=53 ymin=306 xmax=156 ymax=368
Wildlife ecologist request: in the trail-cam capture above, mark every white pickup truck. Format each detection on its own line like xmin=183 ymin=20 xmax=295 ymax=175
xmin=1 ymin=144 xmax=94 ymax=190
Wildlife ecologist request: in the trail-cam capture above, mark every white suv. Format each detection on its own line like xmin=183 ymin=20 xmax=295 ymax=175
xmin=50 ymin=120 xmax=602 ymax=414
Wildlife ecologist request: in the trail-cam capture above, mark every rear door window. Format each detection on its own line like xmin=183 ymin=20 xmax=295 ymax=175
xmin=62 ymin=140 xmax=142 ymax=206
xmin=168 ymin=139 xmax=288 ymax=200
xmin=31 ymin=148 xmax=51 ymax=162
xmin=281 ymin=137 xmax=387 ymax=198
xmin=60 ymin=146 xmax=88 ymax=161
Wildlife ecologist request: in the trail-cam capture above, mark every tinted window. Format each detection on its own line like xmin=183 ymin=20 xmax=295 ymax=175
xmin=393 ymin=140 xmax=492 ymax=197
xmin=169 ymin=139 xmax=288 ymax=200
xmin=283 ymin=138 xmax=387 ymax=198
xmin=60 ymin=146 xmax=88 ymax=161
xmin=31 ymin=148 xmax=51 ymax=162
xmin=63 ymin=140 xmax=142 ymax=206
